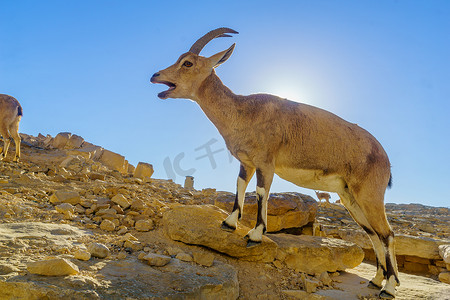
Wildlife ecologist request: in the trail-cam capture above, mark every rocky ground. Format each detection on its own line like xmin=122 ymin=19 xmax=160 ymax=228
xmin=0 ymin=132 xmax=449 ymax=299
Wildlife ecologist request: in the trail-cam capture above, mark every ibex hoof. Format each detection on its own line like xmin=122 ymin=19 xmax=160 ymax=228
xmin=379 ymin=290 xmax=395 ymax=299
xmin=368 ymin=280 xmax=382 ymax=290
xmin=220 ymin=221 xmax=236 ymax=232
xmin=246 ymin=239 xmax=261 ymax=248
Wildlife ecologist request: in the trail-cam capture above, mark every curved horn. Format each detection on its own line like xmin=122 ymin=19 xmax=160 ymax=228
xmin=189 ymin=27 xmax=238 ymax=55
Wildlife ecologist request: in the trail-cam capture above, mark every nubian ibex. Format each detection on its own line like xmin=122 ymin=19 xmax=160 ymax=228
xmin=151 ymin=28 xmax=399 ymax=299
xmin=0 ymin=94 xmax=22 ymax=162
xmin=315 ymin=190 xmax=331 ymax=205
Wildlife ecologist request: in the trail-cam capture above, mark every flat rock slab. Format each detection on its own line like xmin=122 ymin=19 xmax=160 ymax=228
xmin=163 ymin=205 xmax=278 ymax=262
xmin=0 ymin=257 xmax=239 ymax=300
xmin=0 ymin=222 xmax=90 ymax=249
xmin=339 ymin=229 xmax=450 ymax=260
xmin=215 ymin=192 xmax=317 ymax=232
xmin=268 ymin=233 xmax=364 ymax=274
xmin=395 ymin=234 xmax=448 ymax=259
xmin=99 ymin=258 xmax=239 ymax=299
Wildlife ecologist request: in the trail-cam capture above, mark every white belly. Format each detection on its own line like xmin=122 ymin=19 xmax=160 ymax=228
xmin=275 ymin=167 xmax=346 ymax=193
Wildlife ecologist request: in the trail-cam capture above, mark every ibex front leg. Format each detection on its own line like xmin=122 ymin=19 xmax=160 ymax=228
xmin=245 ymin=167 xmax=274 ymax=247
xmin=222 ymin=164 xmax=255 ymax=231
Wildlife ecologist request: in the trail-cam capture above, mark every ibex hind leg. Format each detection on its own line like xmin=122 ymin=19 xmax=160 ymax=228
xmin=0 ymin=125 xmax=11 ymax=161
xmin=10 ymin=119 xmax=21 ymax=162
xmin=339 ymin=192 xmax=386 ymax=289
xmin=348 ymin=189 xmax=399 ymax=298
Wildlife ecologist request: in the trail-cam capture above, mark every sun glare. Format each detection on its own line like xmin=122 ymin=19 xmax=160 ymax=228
xmin=265 ymin=81 xmax=314 ymax=105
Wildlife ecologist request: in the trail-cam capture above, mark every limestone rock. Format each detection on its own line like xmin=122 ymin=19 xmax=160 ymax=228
xmin=141 ymin=253 xmax=172 ymax=267
xmin=0 ymin=264 xmax=19 ymax=275
xmin=268 ymin=233 xmax=364 ymax=274
xmin=215 ymin=192 xmax=317 ymax=232
xmin=193 ymin=251 xmax=215 ymax=267
xmin=51 ymin=132 xmax=71 ymax=149
xmin=111 ymin=193 xmax=130 ymax=209
xmin=439 ymin=271 xmax=450 ymax=284
xmin=318 ymin=271 xmax=332 ymax=286
xmin=49 ymin=190 xmax=81 ymax=205
xmin=131 ymin=199 xmax=145 ymax=211
xmin=89 ymin=172 xmax=106 ymax=181
xmin=99 ymin=258 xmax=239 ymax=299
xmin=439 ymin=244 xmax=450 ymax=264
xmin=0 ymin=222 xmax=88 ymax=250
xmin=98 ymin=149 xmax=127 ymax=174
xmin=87 ymin=242 xmax=110 ymax=258
xmin=77 ymin=144 xmax=104 ymax=161
xmin=134 ymin=162 xmax=154 ymax=180
xmin=100 ymin=219 xmax=116 ymax=231
xmin=55 ymin=203 xmax=75 ymax=219
xmin=395 ymin=235 xmax=445 ymax=259
xmin=135 ymin=219 xmax=154 ymax=232
xmin=27 ymin=258 xmax=79 ymax=276
xmin=59 ymin=155 xmax=85 ymax=173
xmin=176 ymin=252 xmax=193 ymax=262
xmin=341 ymin=231 xmax=448 ymax=260
xmin=124 ymin=240 xmax=143 ymax=251
xmin=301 ymin=274 xmax=321 ymax=293
xmin=2 ymin=257 xmax=239 ymax=300
xmin=128 ymin=163 xmax=136 ymax=174
xmin=73 ymin=249 xmax=91 ymax=261
xmin=123 ymin=233 xmax=138 ymax=241
xmin=163 ymin=204 xmax=277 ymax=262
xmin=66 ymin=134 xmax=84 ymax=149
xmin=117 ymin=226 xmax=128 ymax=235
xmin=338 ymin=228 xmax=372 ymax=249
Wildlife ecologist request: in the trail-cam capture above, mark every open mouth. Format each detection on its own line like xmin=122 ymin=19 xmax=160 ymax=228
xmin=153 ymin=80 xmax=176 ymax=99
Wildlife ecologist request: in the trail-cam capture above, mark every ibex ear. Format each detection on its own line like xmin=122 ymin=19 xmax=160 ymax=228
xmin=208 ymin=43 xmax=235 ymax=68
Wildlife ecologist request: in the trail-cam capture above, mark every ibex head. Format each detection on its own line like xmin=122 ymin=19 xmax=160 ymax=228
xmin=151 ymin=28 xmax=238 ymax=100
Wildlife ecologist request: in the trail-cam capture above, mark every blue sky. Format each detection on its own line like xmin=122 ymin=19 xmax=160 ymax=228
xmin=1 ymin=1 xmax=449 ymax=207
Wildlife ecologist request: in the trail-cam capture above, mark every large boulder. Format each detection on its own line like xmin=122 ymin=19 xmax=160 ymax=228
xmin=395 ymin=235 xmax=446 ymax=259
xmin=269 ymin=233 xmax=364 ymax=275
xmin=134 ymin=162 xmax=154 ymax=180
xmin=27 ymin=258 xmax=79 ymax=276
xmin=215 ymin=192 xmax=317 ymax=232
xmin=439 ymin=244 xmax=450 ymax=264
xmin=49 ymin=190 xmax=81 ymax=205
xmin=50 ymin=132 xmax=84 ymax=149
xmin=98 ymin=149 xmax=128 ymax=174
xmin=163 ymin=205 xmax=278 ymax=262
xmin=65 ymin=134 xmax=84 ymax=149
xmin=51 ymin=132 xmax=72 ymax=149
xmin=338 ymin=228 xmax=372 ymax=249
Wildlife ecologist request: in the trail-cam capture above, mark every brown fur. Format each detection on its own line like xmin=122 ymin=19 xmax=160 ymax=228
xmin=315 ymin=191 xmax=331 ymax=204
xmin=151 ymin=30 xmax=399 ymax=296
xmin=0 ymin=94 xmax=22 ymax=162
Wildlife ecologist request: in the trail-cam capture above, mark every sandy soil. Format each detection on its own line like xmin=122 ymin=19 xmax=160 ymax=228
xmin=317 ymin=262 xmax=450 ymax=300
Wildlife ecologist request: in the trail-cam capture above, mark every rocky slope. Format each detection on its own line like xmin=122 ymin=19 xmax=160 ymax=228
xmin=0 ymin=132 xmax=448 ymax=299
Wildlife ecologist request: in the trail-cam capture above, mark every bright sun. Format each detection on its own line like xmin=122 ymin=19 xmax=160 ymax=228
xmin=265 ymin=81 xmax=312 ymax=104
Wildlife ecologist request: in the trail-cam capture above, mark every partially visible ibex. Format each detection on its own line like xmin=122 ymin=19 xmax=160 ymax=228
xmin=315 ymin=190 xmax=331 ymax=205
xmin=0 ymin=94 xmax=22 ymax=162
xmin=151 ymin=28 xmax=399 ymax=299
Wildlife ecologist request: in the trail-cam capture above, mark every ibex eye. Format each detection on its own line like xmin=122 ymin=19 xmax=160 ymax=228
xmin=183 ymin=61 xmax=193 ymax=67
